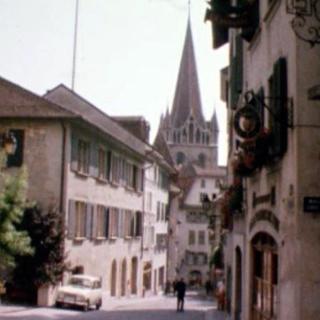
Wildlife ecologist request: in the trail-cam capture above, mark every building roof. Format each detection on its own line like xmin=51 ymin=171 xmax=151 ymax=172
xmin=170 ymin=19 xmax=205 ymax=128
xmin=0 ymin=76 xmax=78 ymax=119
xmin=44 ymin=85 xmax=147 ymax=157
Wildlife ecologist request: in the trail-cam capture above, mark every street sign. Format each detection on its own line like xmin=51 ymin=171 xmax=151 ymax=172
xmin=303 ymin=197 xmax=320 ymax=213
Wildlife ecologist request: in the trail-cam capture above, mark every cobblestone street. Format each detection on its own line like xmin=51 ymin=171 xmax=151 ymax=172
xmin=0 ymin=291 xmax=228 ymax=320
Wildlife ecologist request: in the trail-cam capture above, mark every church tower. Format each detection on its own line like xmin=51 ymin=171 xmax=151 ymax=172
xmin=158 ymin=18 xmax=219 ymax=168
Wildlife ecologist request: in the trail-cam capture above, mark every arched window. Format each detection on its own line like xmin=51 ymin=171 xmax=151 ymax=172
xmin=173 ymin=131 xmax=177 ymax=143
xmin=189 ymin=122 xmax=194 ymax=144
xmin=196 ymin=129 xmax=201 ymax=144
xmin=176 ymin=152 xmax=186 ymax=165
xmin=182 ymin=129 xmax=187 ymax=143
xmin=177 ymin=132 xmax=181 ymax=143
xmin=198 ymin=153 xmax=206 ymax=168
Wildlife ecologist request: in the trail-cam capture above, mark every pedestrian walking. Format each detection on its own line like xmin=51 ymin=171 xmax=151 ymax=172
xmin=205 ymin=279 xmax=213 ymax=296
xmin=175 ymin=277 xmax=186 ymax=312
xmin=216 ymin=279 xmax=226 ymax=311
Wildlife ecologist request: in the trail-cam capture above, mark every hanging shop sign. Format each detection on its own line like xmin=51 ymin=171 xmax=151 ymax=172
xmin=234 ymin=104 xmax=261 ymax=139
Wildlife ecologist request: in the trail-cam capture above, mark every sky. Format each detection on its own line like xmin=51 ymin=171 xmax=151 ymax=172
xmin=0 ymin=0 xmax=229 ymax=164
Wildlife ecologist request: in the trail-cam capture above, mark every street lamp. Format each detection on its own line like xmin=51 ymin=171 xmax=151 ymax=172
xmin=1 ymin=132 xmax=17 ymax=155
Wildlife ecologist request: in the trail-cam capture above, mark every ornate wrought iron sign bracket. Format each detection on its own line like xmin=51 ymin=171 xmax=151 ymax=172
xmin=286 ymin=0 xmax=320 ymax=46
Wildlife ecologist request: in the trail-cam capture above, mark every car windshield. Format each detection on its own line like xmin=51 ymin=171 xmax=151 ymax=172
xmin=69 ymin=277 xmax=93 ymax=289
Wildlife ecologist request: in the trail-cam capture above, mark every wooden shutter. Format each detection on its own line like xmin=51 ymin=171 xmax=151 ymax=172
xmin=68 ymin=200 xmax=76 ymax=239
xmin=230 ymin=35 xmax=243 ymax=109
xmin=70 ymin=131 xmax=78 ymax=171
xmin=104 ymin=207 xmax=109 ymax=238
xmin=107 ymin=150 xmax=112 ymax=181
xmin=92 ymin=205 xmax=98 ymax=238
xmin=86 ymin=203 xmax=94 ymax=238
xmin=7 ymin=129 xmax=24 ymax=168
xmin=270 ymin=57 xmax=288 ymax=157
xmin=241 ymin=0 xmax=260 ymax=42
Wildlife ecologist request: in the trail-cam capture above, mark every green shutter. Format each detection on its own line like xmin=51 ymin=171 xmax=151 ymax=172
xmin=230 ymin=35 xmax=243 ymax=109
xmin=270 ymin=57 xmax=288 ymax=157
xmin=71 ymin=132 xmax=78 ymax=171
xmin=85 ymin=203 xmax=93 ymax=238
xmin=68 ymin=200 xmax=76 ymax=239
xmin=104 ymin=207 xmax=109 ymax=238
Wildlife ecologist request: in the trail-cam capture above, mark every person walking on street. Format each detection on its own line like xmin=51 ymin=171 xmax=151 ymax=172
xmin=176 ymin=278 xmax=186 ymax=312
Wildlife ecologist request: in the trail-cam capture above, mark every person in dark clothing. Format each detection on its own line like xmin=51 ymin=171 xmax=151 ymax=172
xmin=176 ymin=278 xmax=186 ymax=312
xmin=205 ymin=279 xmax=213 ymax=296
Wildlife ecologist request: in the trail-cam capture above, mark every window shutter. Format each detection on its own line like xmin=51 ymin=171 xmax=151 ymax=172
xmin=68 ymin=200 xmax=76 ymax=239
xmin=92 ymin=205 xmax=98 ymax=238
xmin=230 ymin=35 xmax=243 ymax=109
xmin=107 ymin=151 xmax=112 ymax=181
xmin=7 ymin=129 xmax=24 ymax=168
xmin=70 ymin=132 xmax=78 ymax=171
xmin=270 ymin=57 xmax=288 ymax=157
xmin=104 ymin=207 xmax=109 ymax=238
xmin=241 ymin=0 xmax=260 ymax=42
xmin=86 ymin=203 xmax=94 ymax=238
xmin=89 ymin=141 xmax=98 ymax=177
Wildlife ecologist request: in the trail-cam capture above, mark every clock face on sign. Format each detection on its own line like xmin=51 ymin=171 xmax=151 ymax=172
xmin=234 ymin=104 xmax=261 ymax=139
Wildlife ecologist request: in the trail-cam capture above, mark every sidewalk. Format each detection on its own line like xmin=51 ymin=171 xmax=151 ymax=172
xmin=204 ymin=308 xmax=230 ymax=320
xmin=0 ymin=303 xmax=34 ymax=314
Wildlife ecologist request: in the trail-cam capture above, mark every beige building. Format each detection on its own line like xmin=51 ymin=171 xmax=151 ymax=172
xmin=207 ymin=1 xmax=320 ymax=319
xmin=0 ymin=77 xmax=169 ymax=302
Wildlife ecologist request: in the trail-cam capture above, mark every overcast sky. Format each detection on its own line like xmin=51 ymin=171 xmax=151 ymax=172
xmin=0 ymin=0 xmax=228 ymax=164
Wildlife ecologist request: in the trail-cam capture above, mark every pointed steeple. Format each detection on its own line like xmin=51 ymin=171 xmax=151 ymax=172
xmin=171 ymin=18 xmax=205 ymax=128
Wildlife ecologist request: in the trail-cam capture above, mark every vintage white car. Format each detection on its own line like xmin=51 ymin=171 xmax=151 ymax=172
xmin=56 ymin=275 xmax=102 ymax=311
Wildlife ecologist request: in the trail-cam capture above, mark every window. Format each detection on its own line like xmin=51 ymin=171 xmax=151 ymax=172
xmin=200 ymin=193 xmax=207 ymax=202
xmin=75 ymin=201 xmax=86 ymax=238
xmin=176 ymin=152 xmax=185 ymax=165
xmin=77 ymin=139 xmax=90 ymax=174
xmin=189 ymin=230 xmax=195 ymax=245
xmin=98 ymin=147 xmax=107 ymax=180
xmin=111 ymin=154 xmax=120 ymax=183
xmin=6 ymin=129 xmax=24 ymax=168
xmin=201 ymin=179 xmax=206 ymax=188
xmin=198 ymin=231 xmax=205 ymax=245
xmin=109 ymin=207 xmax=120 ymax=237
xmin=96 ymin=205 xmax=109 ymax=238
xmin=198 ymin=153 xmax=206 ymax=167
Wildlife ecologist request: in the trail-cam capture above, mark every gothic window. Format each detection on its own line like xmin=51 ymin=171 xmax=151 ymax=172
xmin=189 ymin=122 xmax=194 ymax=144
xmin=196 ymin=128 xmax=201 ymax=144
xmin=177 ymin=132 xmax=181 ymax=143
xmin=202 ymin=132 xmax=205 ymax=144
xmin=173 ymin=131 xmax=177 ymax=143
xmin=182 ymin=129 xmax=187 ymax=143
xmin=205 ymin=133 xmax=209 ymax=145
xmin=198 ymin=153 xmax=206 ymax=168
xmin=176 ymin=152 xmax=185 ymax=165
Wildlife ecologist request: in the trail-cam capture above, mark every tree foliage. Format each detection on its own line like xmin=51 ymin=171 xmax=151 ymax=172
xmin=0 ymin=152 xmax=33 ymax=279
xmin=13 ymin=205 xmax=66 ymax=289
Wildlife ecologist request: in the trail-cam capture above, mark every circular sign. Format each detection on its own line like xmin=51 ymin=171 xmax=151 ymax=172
xmin=234 ymin=104 xmax=261 ymax=139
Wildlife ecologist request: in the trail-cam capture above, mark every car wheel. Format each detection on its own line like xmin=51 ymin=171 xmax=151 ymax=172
xmin=96 ymin=300 xmax=102 ymax=310
xmin=83 ymin=301 xmax=90 ymax=312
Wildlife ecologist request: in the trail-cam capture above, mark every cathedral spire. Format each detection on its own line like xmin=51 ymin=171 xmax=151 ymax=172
xmin=170 ymin=18 xmax=205 ymax=128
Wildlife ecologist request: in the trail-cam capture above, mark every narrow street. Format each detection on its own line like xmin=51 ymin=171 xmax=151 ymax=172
xmin=0 ymin=291 xmax=227 ymax=320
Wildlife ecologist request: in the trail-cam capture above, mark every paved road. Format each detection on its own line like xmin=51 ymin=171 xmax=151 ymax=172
xmin=0 ymin=291 xmax=228 ymax=320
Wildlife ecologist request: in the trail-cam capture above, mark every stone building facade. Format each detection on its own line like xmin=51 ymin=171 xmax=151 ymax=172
xmin=0 ymin=77 xmax=172 ymax=302
xmin=160 ymin=19 xmax=226 ymax=285
xmin=207 ymin=1 xmax=320 ymax=319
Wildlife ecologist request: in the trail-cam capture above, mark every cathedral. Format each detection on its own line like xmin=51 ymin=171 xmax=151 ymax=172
xmin=154 ymin=18 xmax=226 ymax=285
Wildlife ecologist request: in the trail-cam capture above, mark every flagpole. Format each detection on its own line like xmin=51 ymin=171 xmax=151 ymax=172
xmin=71 ymin=0 xmax=79 ymax=91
